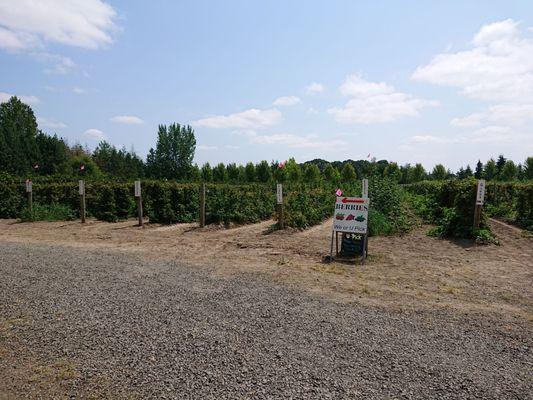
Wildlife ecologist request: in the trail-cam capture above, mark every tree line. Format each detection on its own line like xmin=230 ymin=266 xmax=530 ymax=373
xmin=1 ymin=96 xmax=531 ymax=183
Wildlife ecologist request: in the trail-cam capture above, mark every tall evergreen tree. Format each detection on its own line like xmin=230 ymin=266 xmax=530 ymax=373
xmin=35 ymin=131 xmax=69 ymax=175
xmin=244 ymin=162 xmax=256 ymax=182
xmin=474 ymin=160 xmax=483 ymax=179
xmin=500 ymin=160 xmax=517 ymax=181
xmin=226 ymin=163 xmax=240 ymax=183
xmin=201 ymin=162 xmax=213 ymax=182
xmin=496 ymin=154 xmax=506 ymax=177
xmin=0 ymin=96 xmax=40 ymax=175
xmin=212 ymin=162 xmax=227 ymax=182
xmin=524 ymin=157 xmax=533 ymax=180
xmin=256 ymin=160 xmax=272 ymax=182
xmin=484 ymin=158 xmax=497 ymax=180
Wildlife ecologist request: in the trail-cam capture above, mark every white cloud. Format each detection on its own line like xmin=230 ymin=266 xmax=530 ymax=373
xmin=339 ymin=74 xmax=394 ymax=97
xmin=329 ymin=74 xmax=437 ymax=124
xmin=486 ymin=104 xmax=533 ymax=125
xmin=84 ymin=128 xmax=105 ymax=140
xmin=197 ymin=145 xmax=218 ymax=151
xmin=406 ymin=125 xmax=524 ymax=146
xmin=73 ymin=87 xmax=86 ymax=95
xmin=451 ymin=104 xmax=533 ymax=128
xmin=305 ymin=82 xmax=324 ymax=94
xmin=110 ymin=115 xmax=144 ymax=125
xmin=450 ymin=113 xmax=484 ymax=128
xmin=33 ymin=52 xmax=75 ymax=74
xmin=412 ymin=19 xmax=533 ymax=102
xmin=225 ymin=145 xmax=240 ymax=149
xmin=273 ymin=96 xmax=300 ymax=106
xmin=0 ymin=0 xmax=118 ymax=51
xmin=193 ymin=108 xmax=281 ymax=129
xmin=0 ymin=91 xmax=39 ymax=104
xmin=249 ymin=132 xmax=346 ymax=149
xmin=468 ymin=125 xmax=514 ymax=143
xmin=37 ymin=117 xmax=67 ymax=129
xmin=410 ymin=135 xmax=457 ymax=145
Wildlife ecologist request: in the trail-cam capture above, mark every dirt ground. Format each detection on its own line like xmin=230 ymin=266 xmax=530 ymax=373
xmin=1 ymin=217 xmax=531 ymax=323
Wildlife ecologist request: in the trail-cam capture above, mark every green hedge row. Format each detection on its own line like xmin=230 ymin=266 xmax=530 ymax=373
xmin=0 ymin=180 xmax=276 ymax=225
xmin=405 ymin=179 xmax=533 ymax=235
xmin=281 ymin=180 xmax=413 ymax=235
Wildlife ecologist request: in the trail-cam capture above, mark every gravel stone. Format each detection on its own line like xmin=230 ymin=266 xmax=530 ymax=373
xmin=0 ymin=242 xmax=531 ymax=399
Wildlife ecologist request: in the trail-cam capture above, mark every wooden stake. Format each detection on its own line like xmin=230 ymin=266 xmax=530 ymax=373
xmin=276 ymin=183 xmax=284 ymax=229
xmin=136 ymin=195 xmax=143 ymax=227
xmin=200 ymin=183 xmax=206 ymax=228
xmin=27 ymin=191 xmax=33 ymax=220
xmin=473 ymin=204 xmax=482 ymax=230
xmin=79 ymin=180 xmax=86 ymax=224
xmin=277 ymin=203 xmax=284 ymax=229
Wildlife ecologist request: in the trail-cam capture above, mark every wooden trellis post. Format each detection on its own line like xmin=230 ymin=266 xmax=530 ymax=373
xmin=135 ymin=180 xmax=143 ymax=227
xmin=25 ymin=180 xmax=33 ymax=220
xmin=79 ymin=180 xmax=86 ymax=223
xmin=200 ymin=183 xmax=206 ymax=228
xmin=276 ymin=183 xmax=284 ymax=229
xmin=473 ymin=179 xmax=485 ymax=230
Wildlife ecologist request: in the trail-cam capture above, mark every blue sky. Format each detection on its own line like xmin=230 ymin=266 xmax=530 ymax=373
xmin=1 ymin=0 xmax=532 ymax=170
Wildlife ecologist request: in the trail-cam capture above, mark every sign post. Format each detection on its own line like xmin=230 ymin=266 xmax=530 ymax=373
xmin=276 ymin=183 xmax=284 ymax=229
xmin=199 ymin=183 xmax=206 ymax=228
xmin=25 ymin=179 xmax=33 ymax=220
xmin=79 ymin=180 xmax=86 ymax=223
xmin=473 ymin=179 xmax=485 ymax=230
xmin=362 ymin=178 xmax=368 ymax=199
xmin=135 ymin=180 xmax=143 ymax=227
xmin=330 ymin=196 xmax=370 ymax=264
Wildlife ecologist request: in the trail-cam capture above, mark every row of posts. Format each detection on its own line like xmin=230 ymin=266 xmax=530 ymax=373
xmin=23 ymin=180 xmax=485 ymax=229
xmin=22 ymin=180 xmax=283 ymax=228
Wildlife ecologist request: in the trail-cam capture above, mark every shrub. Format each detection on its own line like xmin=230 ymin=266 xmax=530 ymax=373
xmin=20 ymin=203 xmax=75 ymax=222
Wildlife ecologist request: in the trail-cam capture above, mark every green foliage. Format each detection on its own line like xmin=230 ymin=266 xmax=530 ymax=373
xmin=256 ymin=160 xmax=272 ymax=183
xmin=303 ymin=163 xmax=321 ymax=185
xmin=201 ymin=162 xmax=213 ymax=182
xmin=92 ymin=141 xmax=144 ymax=179
xmin=282 ymin=179 xmax=412 ymax=235
xmin=406 ymin=180 xmax=488 ymax=238
xmin=431 ymin=164 xmax=447 ymax=180
xmin=20 ymin=203 xmax=75 ymax=222
xmin=213 ymin=163 xmax=227 ymax=183
xmin=145 ymin=123 xmax=196 ymax=179
xmin=0 ymin=96 xmax=40 ymax=175
xmin=341 ymin=163 xmax=356 ymax=183
xmin=285 ymin=158 xmax=301 ymax=183
xmin=515 ymin=185 xmax=533 ymax=230
xmin=35 ymin=132 xmax=69 ymax=175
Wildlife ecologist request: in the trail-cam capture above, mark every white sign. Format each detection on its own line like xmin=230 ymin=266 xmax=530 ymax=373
xmin=135 ymin=180 xmax=141 ymax=197
xmin=362 ymin=179 xmax=368 ymax=199
xmin=25 ymin=180 xmax=32 ymax=193
xmin=333 ymin=197 xmax=369 ymax=234
xmin=79 ymin=180 xmax=85 ymax=196
xmin=276 ymin=183 xmax=283 ymax=204
xmin=476 ymin=179 xmax=485 ymax=205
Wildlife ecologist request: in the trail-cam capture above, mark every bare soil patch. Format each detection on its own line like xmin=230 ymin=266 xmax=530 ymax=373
xmin=1 ymin=218 xmax=531 ymax=321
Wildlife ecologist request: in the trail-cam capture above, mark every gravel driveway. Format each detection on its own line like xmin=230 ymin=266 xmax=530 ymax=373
xmin=0 ymin=242 xmax=531 ymax=399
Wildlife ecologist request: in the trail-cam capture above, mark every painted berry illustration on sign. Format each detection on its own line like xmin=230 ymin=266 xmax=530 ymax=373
xmin=336 ymin=213 xmax=345 ymax=220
